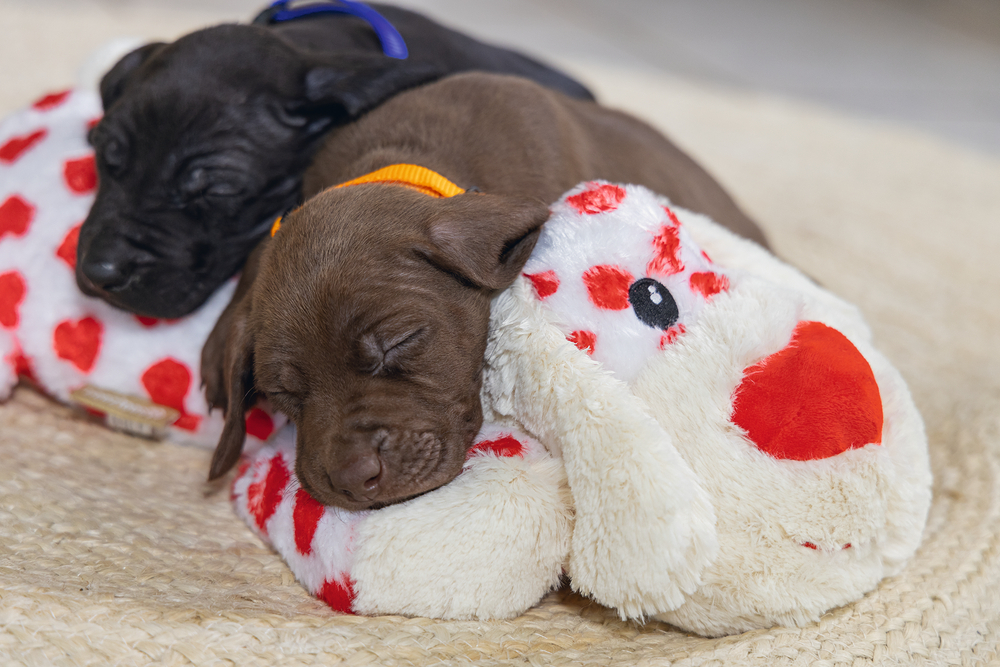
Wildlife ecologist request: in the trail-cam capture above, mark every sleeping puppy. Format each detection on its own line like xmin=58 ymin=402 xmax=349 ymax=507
xmin=203 ymin=72 xmax=768 ymax=510
xmin=76 ymin=5 xmax=594 ymax=319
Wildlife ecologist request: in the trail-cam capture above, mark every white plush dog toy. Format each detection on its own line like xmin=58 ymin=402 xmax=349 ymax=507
xmin=0 ymin=88 xmax=931 ymax=635
xmin=233 ymin=182 xmax=931 ymax=635
xmin=483 ymin=182 xmax=932 ymax=634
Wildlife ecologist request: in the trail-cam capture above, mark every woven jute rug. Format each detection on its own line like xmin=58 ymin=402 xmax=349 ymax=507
xmin=2 ymin=64 xmax=999 ymax=666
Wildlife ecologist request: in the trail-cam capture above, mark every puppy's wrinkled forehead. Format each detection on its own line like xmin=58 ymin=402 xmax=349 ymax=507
xmin=254 ymin=186 xmax=451 ymax=331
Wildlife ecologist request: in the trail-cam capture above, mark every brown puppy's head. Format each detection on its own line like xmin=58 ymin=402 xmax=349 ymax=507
xmin=208 ymin=185 xmax=549 ymax=510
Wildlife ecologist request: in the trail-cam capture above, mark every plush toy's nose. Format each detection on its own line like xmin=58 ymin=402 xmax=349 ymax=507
xmin=328 ymin=448 xmax=382 ymax=503
xmin=730 ymin=321 xmax=883 ymax=461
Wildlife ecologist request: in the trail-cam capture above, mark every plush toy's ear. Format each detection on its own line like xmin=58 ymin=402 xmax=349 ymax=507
xmin=421 ymin=194 xmax=551 ymax=291
xmin=98 ymin=42 xmax=165 ymax=110
xmin=207 ymin=293 xmax=257 ymax=481
xmin=303 ymin=56 xmax=442 ymax=119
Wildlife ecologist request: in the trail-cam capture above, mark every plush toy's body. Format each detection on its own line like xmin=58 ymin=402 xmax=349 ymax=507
xmin=0 ymin=90 xmax=931 ymax=636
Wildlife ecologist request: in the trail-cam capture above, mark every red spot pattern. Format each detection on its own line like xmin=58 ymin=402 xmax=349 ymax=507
xmin=662 ymin=205 xmax=682 ymax=227
xmin=32 ymin=90 xmax=71 ymax=110
xmin=647 ymin=224 xmax=685 ymax=276
xmin=318 ymin=577 xmax=356 ymax=614
xmin=582 ymin=264 xmax=633 ymax=310
xmin=802 ymin=542 xmax=818 ymax=550
xmin=658 ymin=323 xmax=686 ymax=349
xmin=135 ymin=316 xmax=159 ymax=327
xmin=63 ymin=155 xmax=97 ymax=194
xmin=731 ymin=321 xmax=883 ymax=461
xmin=12 ymin=348 xmax=36 ymax=383
xmin=53 ymin=316 xmax=103 ymax=372
xmin=245 ymin=407 xmax=275 ymax=441
xmin=524 ymin=270 xmax=560 ymax=299
xmin=87 ymin=117 xmax=102 ymax=131
xmin=56 ymin=224 xmax=81 ymax=269
xmin=568 ymin=330 xmax=596 ymax=355
xmin=293 ymin=488 xmax=325 ymax=555
xmin=566 ymin=183 xmax=626 ymax=215
xmin=140 ymin=358 xmax=201 ymax=431
xmin=247 ymin=454 xmax=290 ymax=531
xmin=0 ymin=129 xmax=47 ymax=164
xmin=0 ymin=271 xmax=26 ymax=328
xmin=690 ymin=271 xmax=730 ymax=299
xmin=0 ymin=195 xmax=36 ymax=239
xmin=469 ymin=435 xmax=525 ymax=459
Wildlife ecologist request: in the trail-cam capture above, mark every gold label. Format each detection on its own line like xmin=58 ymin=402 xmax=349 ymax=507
xmin=70 ymin=385 xmax=180 ymax=439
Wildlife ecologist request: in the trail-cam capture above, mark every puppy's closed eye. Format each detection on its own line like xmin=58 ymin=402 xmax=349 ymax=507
xmin=357 ymin=328 xmax=426 ymax=376
xmin=258 ymin=365 xmax=307 ymax=418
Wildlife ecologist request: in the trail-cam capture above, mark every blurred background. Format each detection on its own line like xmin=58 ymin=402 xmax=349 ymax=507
xmin=2 ymin=0 xmax=999 ymax=156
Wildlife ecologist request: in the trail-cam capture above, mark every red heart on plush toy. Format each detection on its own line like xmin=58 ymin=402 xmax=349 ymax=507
xmin=53 ymin=316 xmax=103 ymax=372
xmin=247 ymin=454 xmax=290 ymax=531
xmin=141 ymin=358 xmax=201 ymax=431
xmin=0 ymin=195 xmax=36 ymax=239
xmin=33 ymin=90 xmax=71 ymax=110
xmin=731 ymin=321 xmax=883 ymax=461
xmin=0 ymin=129 xmax=47 ymax=164
xmin=63 ymin=155 xmax=97 ymax=194
xmin=56 ymin=224 xmax=81 ymax=269
xmin=0 ymin=271 xmax=26 ymax=328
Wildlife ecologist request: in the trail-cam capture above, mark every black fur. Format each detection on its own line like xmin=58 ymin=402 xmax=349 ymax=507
xmin=76 ymin=6 xmax=594 ymax=318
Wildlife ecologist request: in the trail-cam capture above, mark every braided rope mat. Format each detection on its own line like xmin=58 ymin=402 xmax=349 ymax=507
xmin=2 ymin=65 xmax=999 ymax=665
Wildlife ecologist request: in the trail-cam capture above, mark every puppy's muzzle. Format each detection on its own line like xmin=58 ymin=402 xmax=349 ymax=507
xmin=305 ymin=425 xmax=458 ymax=510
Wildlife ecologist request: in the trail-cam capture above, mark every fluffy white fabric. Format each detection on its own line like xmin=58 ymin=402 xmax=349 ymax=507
xmin=232 ymin=422 xmax=573 ymax=621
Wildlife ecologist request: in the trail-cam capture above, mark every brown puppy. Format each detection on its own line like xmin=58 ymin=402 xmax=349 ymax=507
xmin=204 ymin=72 xmax=766 ymax=510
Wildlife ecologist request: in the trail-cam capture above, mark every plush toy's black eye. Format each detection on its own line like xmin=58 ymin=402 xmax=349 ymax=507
xmin=628 ymin=278 xmax=679 ymax=330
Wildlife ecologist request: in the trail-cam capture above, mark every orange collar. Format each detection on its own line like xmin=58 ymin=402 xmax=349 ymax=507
xmin=271 ymin=164 xmax=465 ymax=236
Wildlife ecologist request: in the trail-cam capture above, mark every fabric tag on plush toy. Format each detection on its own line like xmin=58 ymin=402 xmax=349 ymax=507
xmin=70 ymin=385 xmax=180 ymax=439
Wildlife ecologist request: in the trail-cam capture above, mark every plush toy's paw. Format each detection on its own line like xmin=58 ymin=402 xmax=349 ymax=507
xmin=232 ymin=423 xmax=571 ymax=620
xmin=562 ymin=417 xmax=718 ymax=619
xmin=485 ymin=283 xmax=718 ymax=620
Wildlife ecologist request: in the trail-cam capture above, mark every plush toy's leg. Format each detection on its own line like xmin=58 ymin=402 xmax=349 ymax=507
xmin=233 ymin=423 xmax=572 ymax=620
xmin=483 ymin=283 xmax=719 ymax=620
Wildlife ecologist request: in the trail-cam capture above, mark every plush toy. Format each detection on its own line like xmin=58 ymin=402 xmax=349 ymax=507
xmin=0 ymin=87 xmax=284 ymax=447
xmin=233 ymin=182 xmax=931 ymax=635
xmin=481 ymin=181 xmax=932 ymax=634
xmin=1 ymin=86 xmax=931 ymax=635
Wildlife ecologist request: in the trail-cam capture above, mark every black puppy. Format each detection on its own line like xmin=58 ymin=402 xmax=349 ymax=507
xmin=77 ymin=4 xmax=593 ymax=319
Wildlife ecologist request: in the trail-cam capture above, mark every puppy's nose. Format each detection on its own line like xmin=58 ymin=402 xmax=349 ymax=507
xmin=81 ymin=256 xmax=133 ymax=291
xmin=329 ymin=449 xmax=382 ymax=503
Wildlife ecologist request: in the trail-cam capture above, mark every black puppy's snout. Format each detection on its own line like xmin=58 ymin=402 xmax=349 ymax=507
xmin=328 ymin=447 xmax=382 ymax=503
xmin=81 ymin=256 xmax=134 ymax=291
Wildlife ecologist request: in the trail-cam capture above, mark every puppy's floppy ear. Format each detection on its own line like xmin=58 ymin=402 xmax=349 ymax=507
xmin=207 ymin=292 xmax=257 ymax=481
xmin=302 ymin=56 xmax=442 ymax=119
xmin=99 ymin=42 xmax=165 ymax=110
xmin=201 ymin=240 xmax=267 ymax=411
xmin=422 ymin=194 xmax=551 ymax=290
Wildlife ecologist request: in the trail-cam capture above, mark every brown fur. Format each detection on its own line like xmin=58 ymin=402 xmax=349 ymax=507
xmin=203 ymin=72 xmax=767 ymax=510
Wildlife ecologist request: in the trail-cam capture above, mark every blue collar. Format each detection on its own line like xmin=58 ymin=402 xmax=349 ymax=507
xmin=253 ymin=0 xmax=408 ymax=59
